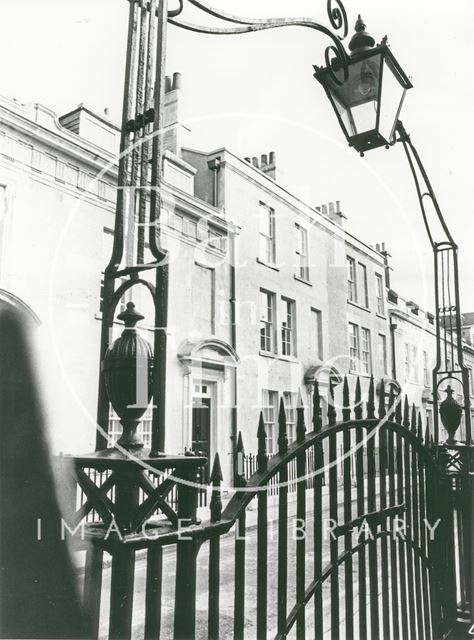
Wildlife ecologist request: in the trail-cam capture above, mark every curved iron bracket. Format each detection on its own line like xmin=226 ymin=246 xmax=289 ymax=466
xmin=168 ymin=0 xmax=350 ymax=78
xmin=395 ymin=120 xmax=471 ymax=444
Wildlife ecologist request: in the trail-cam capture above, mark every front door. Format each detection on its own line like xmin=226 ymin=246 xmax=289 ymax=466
xmin=192 ymin=396 xmax=211 ymax=480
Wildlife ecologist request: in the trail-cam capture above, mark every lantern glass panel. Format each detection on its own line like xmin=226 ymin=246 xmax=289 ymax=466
xmin=328 ymin=53 xmax=383 ymax=138
xmin=378 ymin=55 xmax=407 ymax=144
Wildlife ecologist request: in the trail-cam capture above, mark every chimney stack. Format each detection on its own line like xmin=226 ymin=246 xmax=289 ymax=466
xmin=376 ymin=241 xmax=392 ymax=289
xmin=261 ymin=150 xmax=276 ymax=179
xmin=172 ymin=72 xmax=182 ymax=91
xmin=317 ymin=201 xmax=346 ymax=227
xmin=163 ymin=71 xmax=187 ymax=155
xmin=243 ymin=151 xmax=277 ymax=179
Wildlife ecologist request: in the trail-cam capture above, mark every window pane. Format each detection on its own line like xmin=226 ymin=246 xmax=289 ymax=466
xmin=347 ymin=257 xmax=357 ymax=303
xmin=259 ymin=203 xmax=275 ymax=263
xmin=262 ymin=390 xmax=278 ymax=453
xmin=281 ymin=297 xmax=295 ymax=356
xmin=260 ymin=290 xmax=274 ymax=352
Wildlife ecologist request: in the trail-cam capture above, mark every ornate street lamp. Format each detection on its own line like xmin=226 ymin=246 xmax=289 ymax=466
xmin=314 ymin=16 xmax=412 ymax=154
xmin=315 ymin=15 xmax=471 ymax=446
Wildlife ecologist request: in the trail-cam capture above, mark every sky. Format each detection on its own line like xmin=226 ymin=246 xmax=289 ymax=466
xmin=2 ymin=0 xmax=473 ymax=313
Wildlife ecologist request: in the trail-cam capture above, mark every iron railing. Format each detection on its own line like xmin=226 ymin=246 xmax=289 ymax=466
xmin=67 ymin=376 xmax=462 ymax=639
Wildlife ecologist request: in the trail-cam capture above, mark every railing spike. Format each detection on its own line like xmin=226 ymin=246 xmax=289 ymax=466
xmin=378 ymin=379 xmax=386 ymax=419
xmin=342 ymin=376 xmax=351 ymax=422
xmin=257 ymin=412 xmax=268 ymax=472
xmin=354 ymin=376 xmax=363 ymax=420
xmin=387 ymin=383 xmax=395 ymax=420
xmin=312 ymin=380 xmax=322 ymax=432
xmin=278 ymin=396 xmax=289 ymax=453
xmin=296 ymin=390 xmax=306 ymax=442
xmin=417 ymin=412 xmax=423 ymax=442
xmin=410 ymin=404 xmax=417 ymax=434
xmin=395 ymin=393 xmax=403 ymax=424
xmin=209 ymin=453 xmax=223 ymax=522
xmin=367 ymin=375 xmax=375 ymax=419
xmin=424 ymin=419 xmax=430 ymax=446
xmin=403 ymin=395 xmax=410 ymax=429
xmin=235 ymin=431 xmax=247 ymax=488
xmin=328 ymin=377 xmax=337 ymax=426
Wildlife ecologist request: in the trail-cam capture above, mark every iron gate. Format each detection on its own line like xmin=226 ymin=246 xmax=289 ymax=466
xmin=69 ymin=376 xmax=461 ymax=639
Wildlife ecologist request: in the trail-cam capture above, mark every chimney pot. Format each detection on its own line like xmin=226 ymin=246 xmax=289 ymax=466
xmin=244 ymin=157 xmax=251 ymax=163
xmin=376 ymin=243 xmax=380 ymax=252
xmin=172 ymin=72 xmax=182 ymax=91
xmin=252 ymin=157 xmax=259 ymax=168
xmin=104 ymin=107 xmax=109 ymax=116
xmin=335 ymin=200 xmax=340 ymax=212
xmin=329 ymin=202 xmax=334 ymax=214
xmin=269 ymin=151 xmax=276 ymax=164
xmin=165 ymin=76 xmax=172 ymax=93
xmin=261 ymin=154 xmax=268 ymax=167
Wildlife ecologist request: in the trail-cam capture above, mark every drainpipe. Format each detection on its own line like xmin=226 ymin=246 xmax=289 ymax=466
xmin=207 ymin=157 xmax=221 ymax=207
xmin=229 ymin=232 xmax=238 ymax=486
xmin=208 ymin=156 xmax=238 ymax=484
xmin=390 ymin=317 xmax=397 ymax=381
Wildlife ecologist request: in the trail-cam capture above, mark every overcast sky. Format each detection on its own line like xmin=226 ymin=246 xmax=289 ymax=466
xmin=2 ymin=0 xmax=473 ymax=313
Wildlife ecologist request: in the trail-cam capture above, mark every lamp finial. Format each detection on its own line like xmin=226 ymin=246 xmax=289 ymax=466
xmin=349 ymin=15 xmax=376 ymax=54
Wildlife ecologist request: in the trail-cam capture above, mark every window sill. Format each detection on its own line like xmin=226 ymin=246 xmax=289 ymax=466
xmin=294 ymin=275 xmax=312 ymax=287
xmin=347 ymin=300 xmax=371 ymax=313
xmin=349 ymin=371 xmax=373 ymax=379
xmin=259 ymin=350 xmax=298 ymax=363
xmin=256 ymin=257 xmax=279 ymax=272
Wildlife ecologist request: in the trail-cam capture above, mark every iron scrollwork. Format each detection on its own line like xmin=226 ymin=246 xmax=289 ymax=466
xmin=168 ymin=0 xmax=351 ymax=80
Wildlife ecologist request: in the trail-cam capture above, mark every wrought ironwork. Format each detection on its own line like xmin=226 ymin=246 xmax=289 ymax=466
xmin=396 ymin=121 xmax=472 ymax=445
xmin=76 ymin=377 xmax=460 ymax=639
xmin=96 ymin=0 xmax=354 ymax=454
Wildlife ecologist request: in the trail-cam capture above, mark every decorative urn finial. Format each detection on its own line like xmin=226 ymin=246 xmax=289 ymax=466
xmin=439 ymin=385 xmax=463 ymax=444
xmin=102 ymin=302 xmax=154 ymax=449
xmin=349 ymin=15 xmax=376 ymax=54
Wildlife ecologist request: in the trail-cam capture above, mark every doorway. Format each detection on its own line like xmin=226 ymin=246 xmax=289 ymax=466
xmin=192 ymin=383 xmax=212 ymax=480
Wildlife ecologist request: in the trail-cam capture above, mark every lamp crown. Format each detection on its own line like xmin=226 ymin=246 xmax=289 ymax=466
xmin=349 ymin=15 xmax=376 ymax=54
xmin=117 ymin=301 xmax=144 ymax=329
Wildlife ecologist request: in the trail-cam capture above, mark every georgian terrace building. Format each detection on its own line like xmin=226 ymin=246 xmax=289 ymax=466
xmin=183 ymin=147 xmax=391 ymax=456
xmin=0 ymin=83 xmax=236 ymax=475
xmin=1 ymin=73 xmax=466 ymax=484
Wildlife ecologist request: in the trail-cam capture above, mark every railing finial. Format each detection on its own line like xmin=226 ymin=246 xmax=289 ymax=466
xmin=387 ymin=382 xmax=395 ymax=421
xmin=312 ymin=380 xmax=322 ymax=432
xmin=417 ymin=412 xmax=423 ymax=442
xmin=210 ymin=453 xmax=223 ymax=522
xmin=403 ymin=395 xmax=410 ymax=429
xmin=278 ymin=396 xmax=289 ymax=453
xmin=354 ymin=376 xmax=363 ymax=420
xmin=328 ymin=377 xmax=337 ymax=425
xmin=378 ymin=379 xmax=386 ymax=419
xmin=257 ymin=412 xmax=268 ymax=472
xmin=296 ymin=390 xmax=306 ymax=442
xmin=235 ymin=431 xmax=247 ymax=487
xmin=367 ymin=375 xmax=375 ymax=419
xmin=342 ymin=376 xmax=351 ymax=421
xmin=395 ymin=393 xmax=403 ymax=424
xmin=411 ymin=403 xmax=417 ymax=435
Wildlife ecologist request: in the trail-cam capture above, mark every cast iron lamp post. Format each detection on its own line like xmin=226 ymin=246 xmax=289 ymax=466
xmin=315 ymin=16 xmax=471 ymax=446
